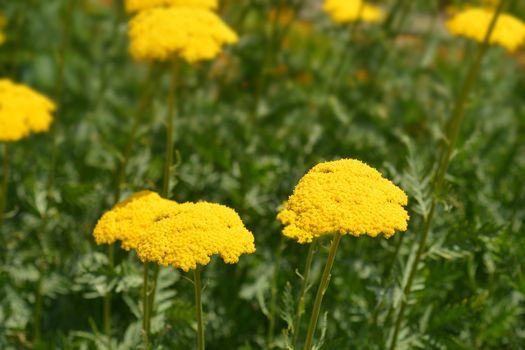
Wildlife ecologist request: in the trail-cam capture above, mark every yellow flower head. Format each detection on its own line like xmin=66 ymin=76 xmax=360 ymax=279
xmin=323 ymin=0 xmax=383 ymax=24
xmin=125 ymin=0 xmax=218 ymax=13
xmin=0 ymin=79 xmax=55 ymax=142
xmin=136 ymin=202 xmax=256 ymax=271
xmin=93 ymin=191 xmax=178 ymax=250
xmin=128 ymin=7 xmax=238 ymax=62
xmin=277 ymin=159 xmax=409 ymax=244
xmin=446 ymin=7 xmax=525 ymax=52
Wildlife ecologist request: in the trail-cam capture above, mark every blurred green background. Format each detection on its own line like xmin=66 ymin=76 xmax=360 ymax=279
xmin=1 ymin=0 xmax=525 ymax=349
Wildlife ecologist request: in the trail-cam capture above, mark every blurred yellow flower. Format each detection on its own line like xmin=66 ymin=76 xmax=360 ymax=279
xmin=128 ymin=7 xmax=238 ymax=62
xmin=93 ymin=191 xmax=178 ymax=250
xmin=446 ymin=7 xmax=525 ymax=52
xmin=136 ymin=202 xmax=255 ymax=271
xmin=125 ymin=0 xmax=218 ymax=13
xmin=278 ymin=159 xmax=409 ymax=244
xmin=323 ymin=0 xmax=383 ymax=24
xmin=0 ymin=79 xmax=55 ymax=142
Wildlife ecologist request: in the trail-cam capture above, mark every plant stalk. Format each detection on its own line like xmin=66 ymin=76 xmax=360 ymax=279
xmin=194 ymin=266 xmax=205 ymax=350
xmin=292 ymin=239 xmax=316 ymax=347
xmin=388 ymin=2 xmax=507 ymax=349
xmin=142 ymin=262 xmax=150 ymax=349
xmin=303 ymin=234 xmax=342 ymax=350
xmin=267 ymin=236 xmax=286 ymax=348
xmin=0 ymin=143 xmax=9 ymax=233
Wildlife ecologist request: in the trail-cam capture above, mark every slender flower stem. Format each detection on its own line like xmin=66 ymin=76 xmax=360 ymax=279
xmin=143 ymin=58 xmax=180 ymax=343
xmin=292 ymin=239 xmax=317 ymax=347
xmin=388 ymin=2 xmax=507 ymax=349
xmin=194 ymin=266 xmax=205 ymax=350
xmin=0 ymin=144 xmax=9 ymax=234
xmin=162 ymin=59 xmax=180 ymax=199
xmin=303 ymin=234 xmax=342 ymax=350
xmin=323 ymin=2 xmax=364 ymax=98
xmin=113 ymin=66 xmax=155 ymax=203
xmin=267 ymin=236 xmax=286 ymax=348
xmin=142 ymin=262 xmax=150 ymax=349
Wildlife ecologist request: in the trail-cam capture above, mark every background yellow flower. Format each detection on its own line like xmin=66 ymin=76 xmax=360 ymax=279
xmin=128 ymin=7 xmax=238 ymax=62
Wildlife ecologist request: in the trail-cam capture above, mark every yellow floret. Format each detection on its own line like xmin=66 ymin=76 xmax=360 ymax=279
xmin=0 ymin=79 xmax=55 ymax=142
xmin=136 ymin=202 xmax=256 ymax=271
xmin=323 ymin=0 xmax=383 ymax=24
xmin=446 ymin=7 xmax=525 ymax=52
xmin=277 ymin=159 xmax=409 ymax=244
xmin=125 ymin=0 xmax=218 ymax=13
xmin=93 ymin=191 xmax=179 ymax=250
xmin=128 ymin=7 xmax=238 ymax=63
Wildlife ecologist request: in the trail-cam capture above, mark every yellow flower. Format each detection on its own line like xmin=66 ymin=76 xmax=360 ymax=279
xmin=93 ymin=191 xmax=178 ymax=250
xmin=136 ymin=202 xmax=255 ymax=271
xmin=0 ymin=79 xmax=55 ymax=142
xmin=278 ymin=159 xmax=409 ymax=244
xmin=323 ymin=0 xmax=383 ymax=24
xmin=446 ymin=7 xmax=525 ymax=52
xmin=125 ymin=0 xmax=218 ymax=13
xmin=128 ymin=7 xmax=238 ymax=62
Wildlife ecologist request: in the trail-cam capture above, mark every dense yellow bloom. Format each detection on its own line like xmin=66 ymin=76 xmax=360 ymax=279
xmin=93 ymin=191 xmax=178 ymax=250
xmin=136 ymin=202 xmax=255 ymax=271
xmin=278 ymin=159 xmax=409 ymax=243
xmin=0 ymin=79 xmax=55 ymax=142
xmin=323 ymin=0 xmax=383 ymax=24
xmin=446 ymin=7 xmax=525 ymax=52
xmin=128 ymin=7 xmax=238 ymax=62
xmin=125 ymin=0 xmax=218 ymax=13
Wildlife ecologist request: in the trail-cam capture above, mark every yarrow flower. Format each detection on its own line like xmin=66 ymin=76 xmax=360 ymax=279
xmin=136 ymin=202 xmax=256 ymax=271
xmin=278 ymin=159 xmax=409 ymax=244
xmin=323 ymin=0 xmax=383 ymax=24
xmin=446 ymin=7 xmax=525 ymax=52
xmin=125 ymin=0 xmax=218 ymax=13
xmin=0 ymin=79 xmax=55 ymax=142
xmin=128 ymin=7 xmax=238 ymax=62
xmin=93 ymin=191 xmax=178 ymax=250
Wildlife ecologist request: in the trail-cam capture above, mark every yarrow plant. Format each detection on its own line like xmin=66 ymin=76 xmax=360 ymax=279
xmin=0 ymin=79 xmax=55 ymax=142
xmin=0 ymin=79 xmax=55 ymax=231
xmin=323 ymin=0 xmax=383 ymax=24
xmin=128 ymin=7 xmax=238 ymax=63
xmin=93 ymin=191 xmax=255 ymax=350
xmin=446 ymin=6 xmax=525 ymax=52
xmin=278 ymin=158 xmax=409 ymax=350
xmin=125 ymin=0 xmax=218 ymax=14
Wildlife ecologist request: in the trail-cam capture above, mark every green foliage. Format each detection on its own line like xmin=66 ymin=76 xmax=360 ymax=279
xmin=1 ymin=0 xmax=525 ymax=349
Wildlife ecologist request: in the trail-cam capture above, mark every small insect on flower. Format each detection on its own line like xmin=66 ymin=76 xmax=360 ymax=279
xmin=0 ymin=79 xmax=55 ymax=142
xmin=446 ymin=7 xmax=525 ymax=52
xmin=278 ymin=158 xmax=409 ymax=244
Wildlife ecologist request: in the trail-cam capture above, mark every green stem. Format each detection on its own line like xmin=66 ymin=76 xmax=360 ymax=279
xmin=194 ymin=266 xmax=205 ymax=350
xmin=113 ymin=66 xmax=155 ymax=203
xmin=146 ymin=264 xmax=160 ymax=337
xmin=162 ymin=59 xmax=180 ymax=199
xmin=292 ymin=240 xmax=316 ymax=347
xmin=267 ymin=236 xmax=286 ymax=348
xmin=33 ymin=280 xmax=43 ymax=342
xmin=142 ymin=262 xmax=150 ymax=349
xmin=303 ymin=234 xmax=342 ymax=350
xmin=323 ymin=3 xmax=364 ymax=98
xmin=388 ymin=2 xmax=507 ymax=349
xmin=0 ymin=143 xmax=9 ymax=233
xmin=103 ymin=244 xmax=114 ymax=345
